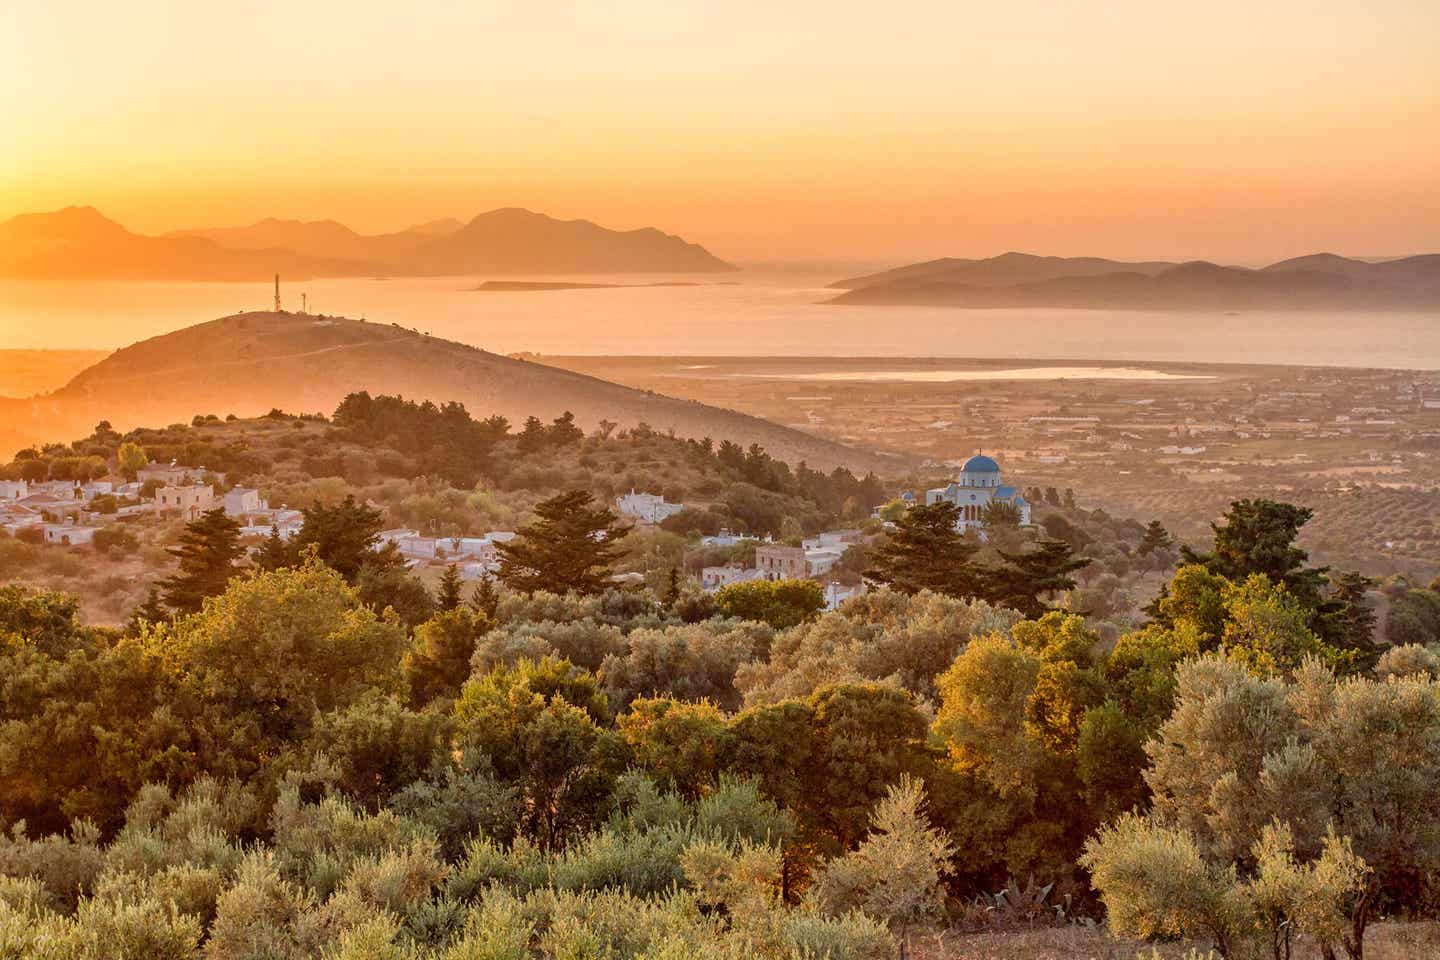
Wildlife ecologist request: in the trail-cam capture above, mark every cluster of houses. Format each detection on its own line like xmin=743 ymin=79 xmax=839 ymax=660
xmin=0 ymin=476 xmax=151 ymax=546
xmin=0 ymin=460 xmax=305 ymax=548
xmin=700 ymin=529 xmax=867 ymax=610
xmin=374 ymin=528 xmax=518 ymax=581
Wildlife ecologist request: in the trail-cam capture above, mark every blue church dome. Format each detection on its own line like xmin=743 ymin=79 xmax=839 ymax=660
xmin=960 ymin=454 xmax=1001 ymax=474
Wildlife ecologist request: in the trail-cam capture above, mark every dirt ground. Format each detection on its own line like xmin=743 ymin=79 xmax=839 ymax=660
xmin=907 ymin=921 xmax=1440 ymax=960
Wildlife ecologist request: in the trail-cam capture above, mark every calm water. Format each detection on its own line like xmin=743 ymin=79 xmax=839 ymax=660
xmin=733 ymin=366 xmax=1212 ymax=382
xmin=1 ymin=271 xmax=1436 ymax=369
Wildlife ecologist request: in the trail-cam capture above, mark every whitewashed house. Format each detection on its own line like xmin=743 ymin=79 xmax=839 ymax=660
xmin=701 ymin=565 xmax=765 ymax=591
xmin=0 ymin=480 xmax=29 ymax=501
xmin=615 ymin=490 xmax=684 ymax=524
xmin=43 ymin=521 xmax=98 ymax=546
xmin=823 ymin=582 xmax=865 ymax=610
xmin=223 ymin=487 xmax=264 ymax=516
xmin=80 ymin=480 xmax=115 ymax=499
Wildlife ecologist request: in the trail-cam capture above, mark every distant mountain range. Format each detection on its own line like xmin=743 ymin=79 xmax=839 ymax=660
xmin=0 ymin=312 xmax=887 ymax=472
xmin=828 ymin=252 xmax=1440 ymax=310
xmin=0 ymin=206 xmax=734 ymax=281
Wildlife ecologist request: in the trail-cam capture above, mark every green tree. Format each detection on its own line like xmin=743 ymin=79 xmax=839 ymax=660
xmin=454 ymin=656 xmax=618 ymax=848
xmin=1138 ymin=519 xmax=1173 ymax=557
xmin=0 ymin=634 xmax=187 ymax=833
xmin=436 ymin=564 xmax=464 ymax=611
xmin=292 ymin=495 xmax=395 ymax=583
xmin=404 ymin=606 xmax=491 ymax=706
xmin=124 ymin=586 xmax=170 ymax=635
xmin=497 ymin=489 xmax=629 ymax=595
xmin=1219 ymin=574 xmax=1336 ymax=676
xmin=1182 ymin=499 xmax=1327 ymax=608
xmin=989 ymin=539 xmax=1091 ymax=619
xmin=252 ymin=525 xmax=294 ymax=572
xmin=617 ymin=697 xmax=731 ymax=798
xmin=117 ymin=441 xmax=147 ymax=481
xmin=469 ymin=577 xmax=500 ymax=619
xmin=1142 ymin=655 xmax=1440 ymax=954
xmin=548 ymin=410 xmax=584 ymax=446
xmin=980 ymin=499 xmax=1022 ymax=532
xmin=713 ymin=578 xmax=824 ymax=629
xmin=729 ymin=683 xmax=933 ymax=853
xmin=162 ymin=559 xmax=408 ymax=779
xmin=865 ymin=500 xmax=981 ymax=597
xmin=516 ymin=415 xmax=548 ymax=454
xmin=355 ymin=564 xmax=435 ymax=629
xmin=0 ymin=584 xmax=85 ymax=657
xmin=159 ymin=508 xmax=244 ymax=615
xmin=878 ymin=499 xmax=909 ymax=523
xmin=811 ymin=775 xmax=953 ymax=957
xmin=1316 ymin=571 xmax=1380 ymax=669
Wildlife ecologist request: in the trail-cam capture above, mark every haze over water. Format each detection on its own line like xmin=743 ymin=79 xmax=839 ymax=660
xmin=2 ymin=271 xmax=1437 ymax=370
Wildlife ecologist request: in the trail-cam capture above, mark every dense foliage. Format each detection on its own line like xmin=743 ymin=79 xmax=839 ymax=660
xmin=1 ymin=409 xmax=1436 ymax=958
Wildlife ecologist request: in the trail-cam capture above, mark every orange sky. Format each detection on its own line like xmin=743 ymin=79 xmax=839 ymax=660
xmin=4 ymin=1 xmax=1438 ymax=265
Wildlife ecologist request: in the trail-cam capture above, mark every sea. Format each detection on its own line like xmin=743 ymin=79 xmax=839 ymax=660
xmin=2 ymin=270 xmax=1437 ymax=370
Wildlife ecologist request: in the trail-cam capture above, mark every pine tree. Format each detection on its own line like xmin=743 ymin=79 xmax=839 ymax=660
xmin=470 ymin=576 xmax=500 ymax=618
xmin=292 ymin=494 xmax=395 ymax=582
xmin=437 ymin=564 xmax=464 ymax=610
xmin=989 ymin=539 xmax=1091 ymax=618
xmin=124 ymin=586 xmax=169 ymax=634
xmin=865 ymin=501 xmax=983 ymax=597
xmin=1137 ymin=519 xmax=1173 ymax=557
xmin=1316 ymin=571 xmax=1380 ymax=669
xmin=159 ymin=507 xmax=244 ymax=614
xmin=253 ymin=525 xmax=294 ymax=572
xmin=548 ymin=410 xmax=584 ymax=446
xmin=497 ymin=489 xmax=630 ymax=595
xmin=665 ymin=565 xmax=681 ymax=606
xmin=1180 ymin=498 xmax=1328 ymax=608
xmin=516 ymin=416 xmax=549 ymax=454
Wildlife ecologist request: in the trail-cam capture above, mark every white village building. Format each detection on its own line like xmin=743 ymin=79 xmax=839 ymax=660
xmin=925 ymin=454 xmax=1031 ymax=531
xmin=615 ymin=490 xmax=685 ymax=524
xmin=42 ymin=520 xmax=99 ymax=546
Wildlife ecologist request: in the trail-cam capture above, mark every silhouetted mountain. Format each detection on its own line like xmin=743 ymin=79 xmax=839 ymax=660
xmin=3 ymin=205 xmax=733 ymax=280
xmin=0 ymin=207 xmax=365 ymax=280
xmin=831 ymin=252 xmax=1177 ymax=290
xmin=828 ymin=253 xmax=1440 ymax=309
xmin=163 ymin=207 xmax=736 ymax=275
xmin=164 ymin=217 xmax=372 ymax=260
xmin=0 ymin=312 xmax=886 ymax=471
xmin=404 ymin=217 xmax=465 ymax=237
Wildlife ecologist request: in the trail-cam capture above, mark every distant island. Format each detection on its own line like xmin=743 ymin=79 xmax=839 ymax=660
xmin=471 ymin=280 xmax=743 ymax=292
xmin=827 ymin=251 xmax=1440 ymax=311
xmin=0 ymin=206 xmax=735 ymax=281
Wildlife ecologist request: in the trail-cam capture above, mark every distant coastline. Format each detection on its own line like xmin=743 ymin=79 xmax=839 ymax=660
xmin=471 ymin=280 xmax=739 ymax=292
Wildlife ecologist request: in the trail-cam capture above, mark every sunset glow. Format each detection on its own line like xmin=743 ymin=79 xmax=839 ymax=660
xmin=5 ymin=0 xmax=1437 ymax=264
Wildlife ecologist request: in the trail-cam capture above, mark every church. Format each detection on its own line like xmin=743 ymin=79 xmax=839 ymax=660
xmin=924 ymin=454 xmax=1031 ymax=531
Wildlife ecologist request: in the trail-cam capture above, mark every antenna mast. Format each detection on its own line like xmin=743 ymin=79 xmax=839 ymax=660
xmin=273 ymin=274 xmax=281 ymax=313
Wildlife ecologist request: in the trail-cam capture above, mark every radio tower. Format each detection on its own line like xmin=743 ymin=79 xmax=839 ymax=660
xmin=273 ymin=274 xmax=282 ymax=313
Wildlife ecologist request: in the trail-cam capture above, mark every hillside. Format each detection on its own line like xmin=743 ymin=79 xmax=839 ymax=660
xmin=0 ymin=205 xmax=736 ymax=280
xmin=828 ymin=252 xmax=1440 ymax=309
xmin=0 ymin=312 xmax=891 ymax=472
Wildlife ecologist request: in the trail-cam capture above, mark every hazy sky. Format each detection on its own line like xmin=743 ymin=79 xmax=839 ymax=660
xmin=4 ymin=1 xmax=1437 ymax=265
